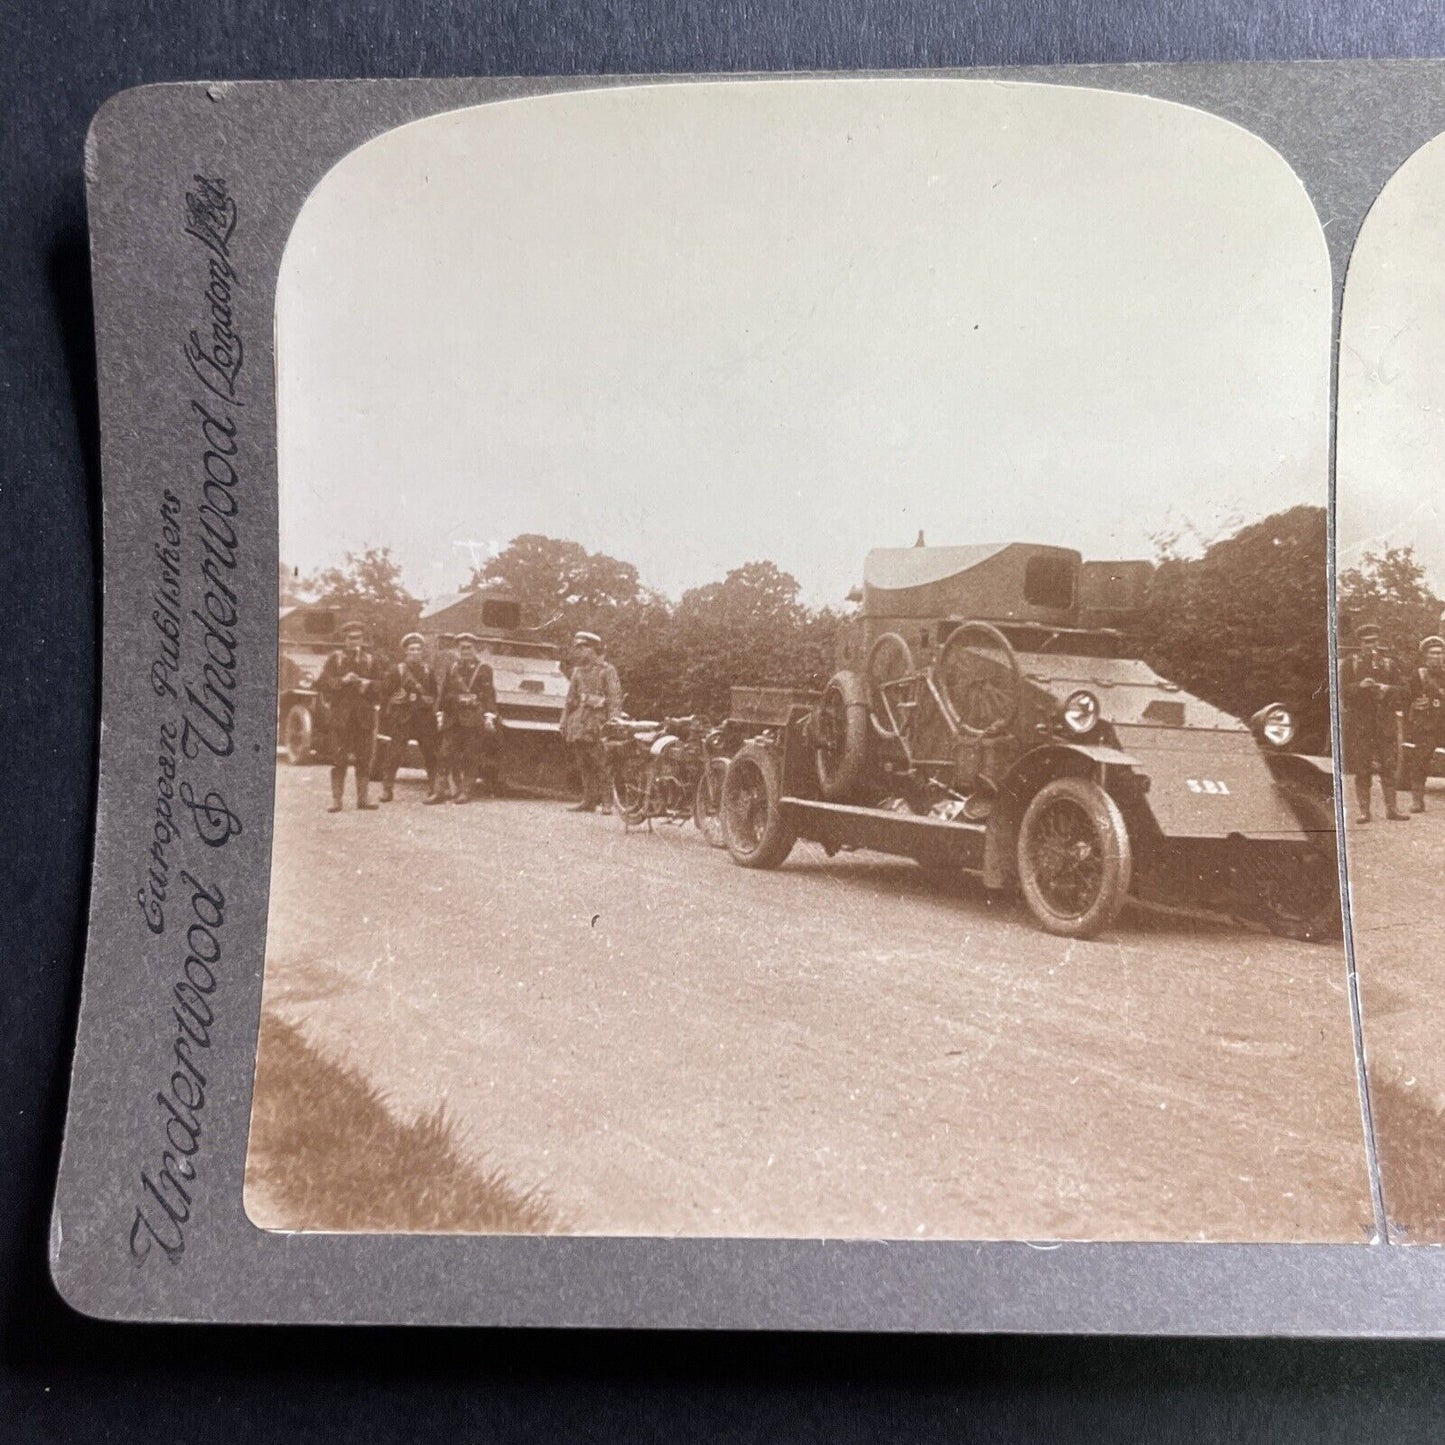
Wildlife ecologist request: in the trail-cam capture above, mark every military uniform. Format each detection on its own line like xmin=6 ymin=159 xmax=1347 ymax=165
xmin=317 ymin=628 xmax=385 ymax=810
xmin=436 ymin=640 xmax=498 ymax=804
xmin=1339 ymin=636 xmax=1408 ymax=822
xmin=427 ymin=634 xmax=459 ymax=800
xmin=377 ymin=634 xmax=439 ymax=801
xmin=1403 ymin=637 xmax=1445 ymax=812
xmin=561 ymin=633 xmax=623 ymax=812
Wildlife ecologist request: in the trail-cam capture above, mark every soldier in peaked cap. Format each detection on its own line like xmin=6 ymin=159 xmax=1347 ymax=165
xmin=433 ymin=631 xmax=499 ymax=805
xmin=561 ymin=630 xmax=622 ymax=813
xmin=377 ymin=632 xmax=440 ymax=803
xmin=1403 ymin=635 xmax=1445 ymax=813
xmin=1339 ymin=619 xmax=1410 ymax=824
xmin=317 ymin=618 xmax=385 ymax=812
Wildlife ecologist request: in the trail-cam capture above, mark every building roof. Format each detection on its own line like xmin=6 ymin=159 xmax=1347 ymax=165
xmin=419 ymin=591 xmax=474 ymax=622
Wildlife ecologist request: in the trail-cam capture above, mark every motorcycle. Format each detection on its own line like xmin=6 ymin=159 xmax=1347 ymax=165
xmin=603 ymin=714 xmax=731 ymax=847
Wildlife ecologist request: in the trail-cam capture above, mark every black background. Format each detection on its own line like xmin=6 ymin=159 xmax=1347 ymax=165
xmin=8 ymin=2 xmax=1445 ymax=1439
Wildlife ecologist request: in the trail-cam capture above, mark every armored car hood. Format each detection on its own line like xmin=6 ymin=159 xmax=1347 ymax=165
xmin=1016 ymin=653 xmax=1247 ymax=732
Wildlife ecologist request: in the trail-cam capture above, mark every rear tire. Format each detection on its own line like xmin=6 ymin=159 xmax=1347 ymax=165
xmin=722 ymin=742 xmax=796 ymax=870
xmin=693 ymin=757 xmax=729 ymax=848
xmin=283 ymin=703 xmax=314 ymax=765
xmin=1016 ymin=776 xmax=1133 ymax=938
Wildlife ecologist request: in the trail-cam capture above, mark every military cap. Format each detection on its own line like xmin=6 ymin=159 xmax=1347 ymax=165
xmin=455 ymin=630 xmax=480 ymax=644
xmin=573 ymin=630 xmax=603 ymax=648
xmin=1355 ymin=620 xmax=1381 ymax=641
xmin=437 ymin=632 xmax=456 ymax=645
xmin=1421 ymin=635 xmax=1445 ymax=654
xmin=340 ymin=619 xmax=365 ymax=636
xmin=400 ymin=632 xmax=425 ymax=648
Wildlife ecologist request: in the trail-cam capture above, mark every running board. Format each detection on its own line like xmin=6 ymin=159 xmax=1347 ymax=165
xmin=779 ymin=797 xmax=988 ymax=869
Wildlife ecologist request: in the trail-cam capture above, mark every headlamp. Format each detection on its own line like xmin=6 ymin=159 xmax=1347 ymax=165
xmin=1062 ymin=690 xmax=1100 ymax=736
xmin=1252 ymin=703 xmax=1295 ymax=748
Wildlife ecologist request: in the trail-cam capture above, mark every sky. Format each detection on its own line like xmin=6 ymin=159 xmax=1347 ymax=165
xmin=276 ymin=78 xmax=1332 ymax=607
xmin=1338 ymin=130 xmax=1445 ymax=594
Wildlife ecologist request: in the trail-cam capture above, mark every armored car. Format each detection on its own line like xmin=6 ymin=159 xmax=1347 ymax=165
xmin=719 ymin=543 xmax=1339 ymax=941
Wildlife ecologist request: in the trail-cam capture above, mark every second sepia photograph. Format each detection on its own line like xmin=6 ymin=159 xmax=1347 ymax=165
xmin=1338 ymin=127 xmax=1445 ymax=1243
xmin=247 ymin=79 xmax=1368 ymax=1243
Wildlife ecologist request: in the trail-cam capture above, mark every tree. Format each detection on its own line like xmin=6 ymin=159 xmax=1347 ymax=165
xmin=306 ymin=546 xmax=422 ymax=656
xmin=668 ymin=562 xmax=839 ymax=719
xmin=467 ymin=533 xmax=698 ymax=716
xmin=1339 ymin=544 xmax=1442 ymax=657
xmin=468 ymin=534 xmax=642 ymax=631
xmin=1138 ymin=506 xmax=1332 ymax=753
xmin=302 ymin=537 xmax=842 ymax=720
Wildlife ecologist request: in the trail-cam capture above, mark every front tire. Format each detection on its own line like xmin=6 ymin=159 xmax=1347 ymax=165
xmin=611 ymin=749 xmax=650 ymax=826
xmin=1016 ymin=776 xmax=1133 ymax=938
xmin=693 ymin=757 xmax=729 ymax=848
xmin=722 ymin=742 xmax=796 ymax=870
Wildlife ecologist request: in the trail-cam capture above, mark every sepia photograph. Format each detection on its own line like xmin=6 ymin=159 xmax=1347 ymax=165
xmin=1337 ymin=128 xmax=1445 ymax=1241
xmin=245 ymin=79 xmax=1369 ymax=1242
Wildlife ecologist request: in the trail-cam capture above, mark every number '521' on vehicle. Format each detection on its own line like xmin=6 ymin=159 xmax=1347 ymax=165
xmin=718 ymin=543 xmax=1339 ymax=942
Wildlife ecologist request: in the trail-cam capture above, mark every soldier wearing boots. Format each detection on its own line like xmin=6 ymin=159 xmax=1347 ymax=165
xmin=561 ymin=631 xmax=622 ymax=813
xmin=378 ymin=632 xmax=439 ymax=802
xmin=433 ymin=632 xmax=498 ymax=805
xmin=1339 ymin=620 xmax=1409 ymax=824
xmin=317 ymin=619 xmax=385 ymax=812
xmin=1404 ymin=635 xmax=1445 ymax=813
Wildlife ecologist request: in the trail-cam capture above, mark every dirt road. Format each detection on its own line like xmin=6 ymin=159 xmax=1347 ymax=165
xmin=250 ymin=766 xmax=1374 ymax=1242
xmin=1347 ymin=779 xmax=1445 ymax=1241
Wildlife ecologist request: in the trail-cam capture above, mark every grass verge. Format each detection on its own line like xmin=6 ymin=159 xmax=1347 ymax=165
xmin=245 ymin=1011 xmax=558 ymax=1234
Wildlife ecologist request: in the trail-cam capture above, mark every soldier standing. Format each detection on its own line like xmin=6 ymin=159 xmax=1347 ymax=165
xmin=378 ymin=631 xmax=439 ymax=803
xmin=425 ymin=633 xmax=459 ymax=802
xmin=1404 ymin=635 xmax=1445 ymax=813
xmin=317 ymin=619 xmax=385 ymax=812
xmin=561 ymin=630 xmax=622 ymax=813
xmin=433 ymin=632 xmax=498 ymax=805
xmin=1339 ymin=620 xmax=1410 ymax=824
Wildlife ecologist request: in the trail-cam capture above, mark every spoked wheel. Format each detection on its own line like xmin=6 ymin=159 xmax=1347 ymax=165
xmin=611 ymin=750 xmax=651 ymax=827
xmin=1016 ymin=777 xmax=1133 ymax=938
xmin=936 ymin=621 xmax=1022 ymax=737
xmin=813 ymin=670 xmax=870 ymax=802
xmin=693 ymin=757 xmax=729 ymax=848
xmin=1251 ymin=781 xmax=1343 ymax=942
xmin=722 ymin=742 xmax=796 ymax=869
xmin=866 ymin=632 xmax=916 ymax=740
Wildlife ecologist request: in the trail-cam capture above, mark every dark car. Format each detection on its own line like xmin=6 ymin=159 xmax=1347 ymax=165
xmin=719 ymin=543 xmax=1339 ymax=941
xmin=277 ymin=604 xmax=341 ymax=765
